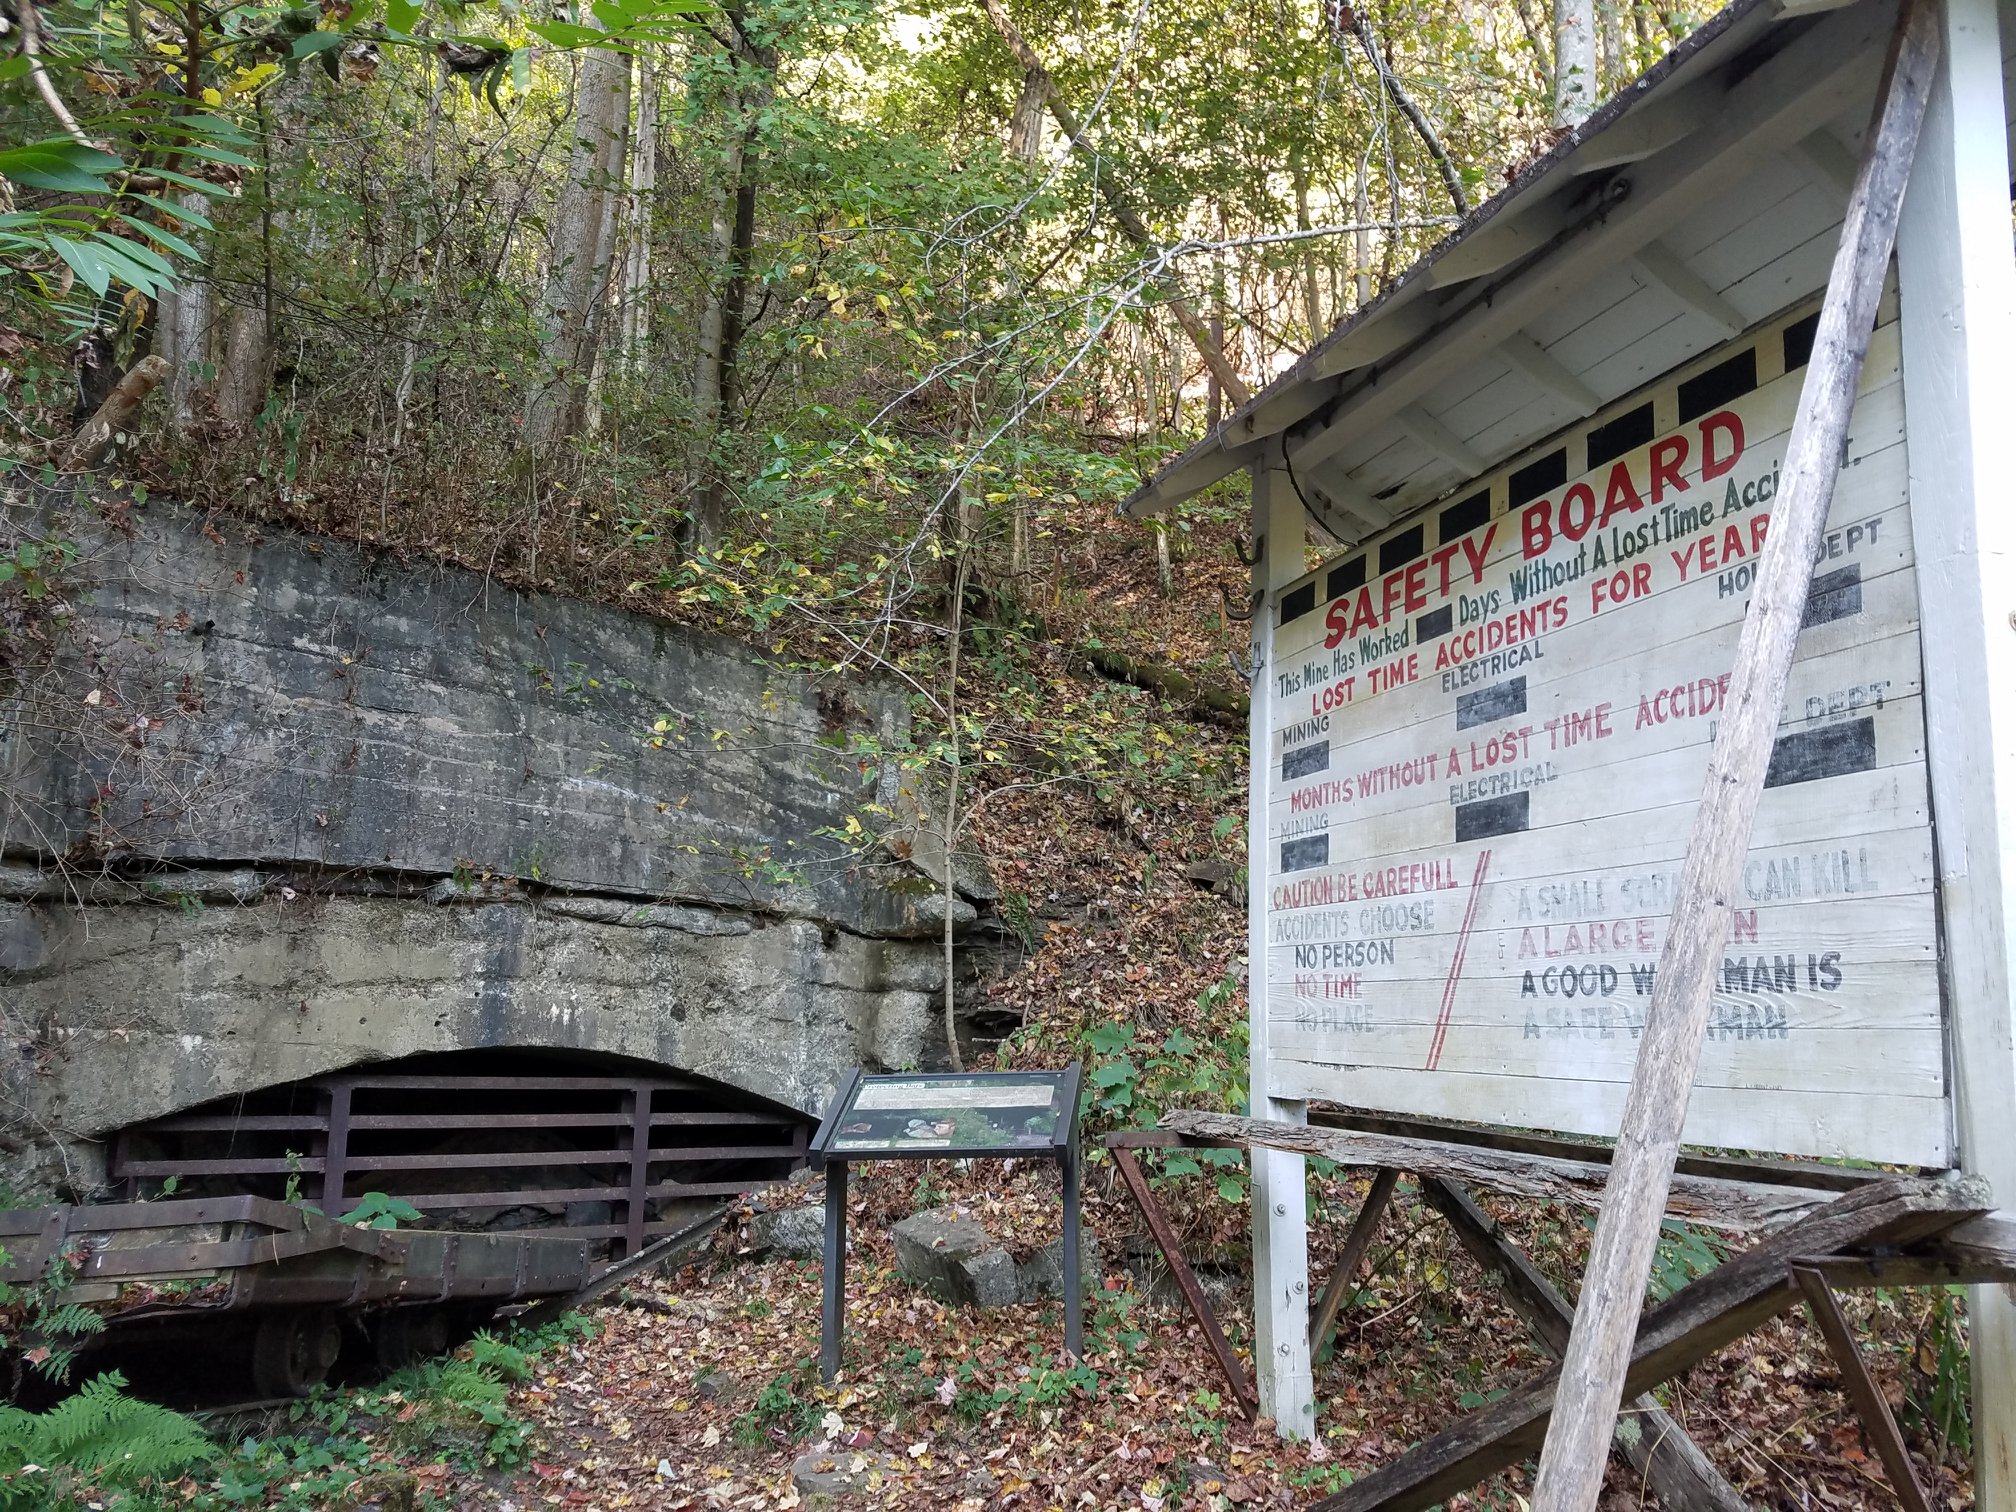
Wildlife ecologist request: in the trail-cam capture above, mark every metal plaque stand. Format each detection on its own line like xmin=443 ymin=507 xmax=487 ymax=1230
xmin=810 ymin=1065 xmax=1084 ymax=1383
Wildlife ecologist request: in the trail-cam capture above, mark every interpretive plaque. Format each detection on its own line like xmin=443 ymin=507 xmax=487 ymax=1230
xmin=823 ymin=1071 xmax=1071 ymax=1154
xmin=809 ymin=1067 xmax=1083 ymax=1379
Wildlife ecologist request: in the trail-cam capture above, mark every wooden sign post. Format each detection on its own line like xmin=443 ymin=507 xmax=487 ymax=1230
xmin=1528 ymin=4 xmax=1944 ymax=1508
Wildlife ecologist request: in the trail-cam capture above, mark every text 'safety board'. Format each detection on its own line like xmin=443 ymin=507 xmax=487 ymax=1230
xmin=1261 ymin=301 xmax=1946 ymax=1166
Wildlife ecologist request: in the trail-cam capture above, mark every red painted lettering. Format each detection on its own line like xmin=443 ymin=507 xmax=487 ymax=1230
xmin=1650 ymin=435 xmax=1689 ymax=503
xmin=1598 ymin=462 xmax=1645 ymax=528
xmin=1700 ymin=410 xmax=1744 ymax=481
xmin=1522 ymin=502 xmax=1552 ymax=559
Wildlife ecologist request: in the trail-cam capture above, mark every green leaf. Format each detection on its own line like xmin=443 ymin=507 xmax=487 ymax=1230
xmin=0 ymin=146 xmax=116 ymax=194
xmin=524 ymin=18 xmax=600 ymax=45
xmin=290 ymin=29 xmax=348 ymax=57
xmin=483 ymin=59 xmax=509 ymax=119
xmin=1215 ymin=1174 xmax=1244 ymax=1203
xmin=526 ymin=19 xmax=606 ymax=45
xmin=169 ymin=141 xmax=258 ymax=167
xmin=1086 ymin=1021 xmax=1134 ymax=1055
xmin=1160 ymin=1154 xmax=1202 ymax=1178
xmin=84 ymin=237 xmax=167 ymax=295
xmin=152 ymin=112 xmax=254 ymax=145
xmin=509 ymin=46 xmax=531 ymax=94
xmin=129 ymin=193 xmax=214 ymax=231
xmin=384 ymin=0 xmax=420 ymax=32
xmin=1089 ymin=1060 xmax=1136 ymax=1089
xmin=119 ymin=215 xmax=199 ymax=262
xmin=141 ymin=167 xmax=226 ymax=195
xmin=45 ymin=234 xmax=111 ymax=296
xmin=94 ymin=233 xmax=174 ymax=281
xmin=0 ymin=56 xmax=31 ymax=81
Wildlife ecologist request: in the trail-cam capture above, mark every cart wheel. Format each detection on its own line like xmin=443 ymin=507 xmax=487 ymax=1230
xmin=252 ymin=1310 xmax=342 ymax=1398
xmin=372 ymin=1308 xmax=450 ymax=1372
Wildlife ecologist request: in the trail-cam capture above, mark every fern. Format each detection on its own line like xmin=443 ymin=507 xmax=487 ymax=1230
xmin=29 ymin=1305 xmax=104 ymax=1342
xmin=0 ymin=1371 xmax=213 ymax=1496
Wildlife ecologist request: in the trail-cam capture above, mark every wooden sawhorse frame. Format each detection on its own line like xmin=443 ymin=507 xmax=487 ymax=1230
xmin=1107 ymin=1110 xmax=2016 ymax=1512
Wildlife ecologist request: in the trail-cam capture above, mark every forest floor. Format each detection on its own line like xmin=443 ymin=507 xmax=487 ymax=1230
xmin=214 ymin=1156 xmax=1972 ymax=1512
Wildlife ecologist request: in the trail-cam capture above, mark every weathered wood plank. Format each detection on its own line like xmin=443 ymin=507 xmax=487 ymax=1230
xmin=1530 ymin=4 xmax=1943 ymax=1504
xmin=1270 ymin=1070 xmax=1951 ymax=1177
xmin=1306 ymin=1109 xmax=1880 ymax=1192
xmin=1160 ymin=1112 xmax=1821 ymax=1231
xmin=1418 ymin=1178 xmax=1751 ymax=1512
xmin=1246 ymin=457 xmax=1317 ymax=1433
xmin=1308 ymin=1175 xmax=1988 ymax=1512
xmin=1788 ymin=1210 xmax=2016 ymax=1288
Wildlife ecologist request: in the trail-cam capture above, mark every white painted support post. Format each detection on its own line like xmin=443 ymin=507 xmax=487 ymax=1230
xmin=1246 ymin=456 xmax=1315 ymax=1438
xmin=1894 ymin=2 xmax=2016 ymax=1505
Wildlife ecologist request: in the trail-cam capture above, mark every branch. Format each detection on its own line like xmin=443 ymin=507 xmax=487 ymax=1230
xmin=1079 ymin=643 xmax=1249 ymax=725
xmin=60 ymin=355 xmax=170 ymax=472
xmin=15 ymin=0 xmax=95 ymax=148
xmin=1336 ymin=3 xmax=1471 ymax=218
xmin=1511 ymin=0 xmax=1556 ymax=89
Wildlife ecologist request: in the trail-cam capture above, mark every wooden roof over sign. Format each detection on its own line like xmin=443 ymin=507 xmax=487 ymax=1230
xmin=1120 ymin=0 xmax=2016 ymax=542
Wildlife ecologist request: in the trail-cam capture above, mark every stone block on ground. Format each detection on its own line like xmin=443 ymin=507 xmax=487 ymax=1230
xmin=890 ymin=1207 xmax=1020 ymax=1308
xmin=1015 ymin=1233 xmax=1104 ymax=1302
xmin=750 ymin=1203 xmax=827 ymax=1259
xmin=790 ymin=1449 xmax=905 ymax=1500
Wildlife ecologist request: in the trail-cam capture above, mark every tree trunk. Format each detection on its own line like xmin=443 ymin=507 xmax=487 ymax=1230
xmin=1294 ymin=158 xmax=1323 ymax=340
xmin=1598 ymin=0 xmax=1627 ymax=92
xmin=1553 ymin=0 xmax=1598 ymax=126
xmin=690 ymin=100 xmax=740 ymax=516
xmin=1514 ymin=0 xmax=1556 ymax=85
xmin=618 ymin=54 xmax=659 ymax=377
xmin=1353 ymin=158 xmax=1373 ymax=308
xmin=1008 ymin=66 xmax=1047 ymax=161
xmin=524 ymin=25 xmax=630 ymax=452
xmin=61 ymin=354 xmax=169 ymax=471
xmin=690 ymin=20 xmax=775 ymax=546
xmin=390 ymin=58 xmax=444 ymax=449
xmin=216 ymin=301 xmax=268 ymax=430
xmin=152 ymin=191 xmax=213 ymax=434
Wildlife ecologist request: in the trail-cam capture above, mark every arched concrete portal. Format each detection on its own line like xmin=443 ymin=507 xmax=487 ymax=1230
xmin=0 ymin=501 xmax=1010 ymax=1199
xmin=7 ymin=892 xmax=971 ymax=1196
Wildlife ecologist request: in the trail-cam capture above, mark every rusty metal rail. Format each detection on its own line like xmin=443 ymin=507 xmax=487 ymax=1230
xmin=0 ymin=1196 xmax=593 ymax=1314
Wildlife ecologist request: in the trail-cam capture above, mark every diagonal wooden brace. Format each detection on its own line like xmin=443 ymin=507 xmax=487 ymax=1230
xmin=1789 ymin=1266 xmax=1933 ymax=1512
xmin=1309 ymin=1168 xmax=1399 ymax=1355
xmin=1108 ymin=1144 xmax=1261 ymax=1420
xmin=1308 ymin=1175 xmax=1988 ymax=1512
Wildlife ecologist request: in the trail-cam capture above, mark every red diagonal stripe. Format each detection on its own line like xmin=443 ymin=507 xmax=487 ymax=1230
xmin=1425 ymin=849 xmax=1493 ymax=1072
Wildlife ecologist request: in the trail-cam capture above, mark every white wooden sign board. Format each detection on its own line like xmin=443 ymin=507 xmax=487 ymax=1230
xmin=1259 ymin=298 xmax=1951 ymax=1168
